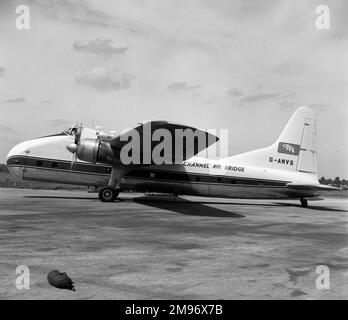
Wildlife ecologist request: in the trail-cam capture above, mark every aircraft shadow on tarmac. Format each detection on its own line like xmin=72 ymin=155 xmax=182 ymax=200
xmin=132 ymin=196 xmax=245 ymax=218
xmin=24 ymin=194 xmax=244 ymax=218
xmin=274 ymin=202 xmax=348 ymax=212
xmin=24 ymin=195 xmax=100 ymax=201
xmin=131 ymin=197 xmax=347 ymax=215
xmin=23 ymin=195 xmax=347 ymax=214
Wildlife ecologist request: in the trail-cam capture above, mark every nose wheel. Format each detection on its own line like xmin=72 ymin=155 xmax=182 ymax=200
xmin=98 ymin=186 xmax=119 ymax=202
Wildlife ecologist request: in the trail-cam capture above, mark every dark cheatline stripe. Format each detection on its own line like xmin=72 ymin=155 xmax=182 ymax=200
xmin=6 ymin=155 xmax=289 ymax=187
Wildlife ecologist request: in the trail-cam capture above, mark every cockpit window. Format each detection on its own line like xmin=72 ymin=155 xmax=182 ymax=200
xmin=35 ymin=125 xmax=77 ymax=139
xmin=63 ymin=126 xmax=75 ymax=136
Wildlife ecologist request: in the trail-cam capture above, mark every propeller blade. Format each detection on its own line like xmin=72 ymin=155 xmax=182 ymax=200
xmin=66 ymin=142 xmax=78 ymax=171
xmin=70 ymin=152 xmax=77 ymax=171
xmin=74 ymin=126 xmax=82 ymax=145
xmin=66 ymin=124 xmax=83 ymax=171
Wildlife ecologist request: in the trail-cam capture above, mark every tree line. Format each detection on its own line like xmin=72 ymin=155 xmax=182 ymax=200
xmin=319 ymin=176 xmax=348 ymax=189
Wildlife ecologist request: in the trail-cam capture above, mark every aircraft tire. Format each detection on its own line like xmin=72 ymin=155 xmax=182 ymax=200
xmin=300 ymin=198 xmax=308 ymax=208
xmin=99 ymin=186 xmax=119 ymax=202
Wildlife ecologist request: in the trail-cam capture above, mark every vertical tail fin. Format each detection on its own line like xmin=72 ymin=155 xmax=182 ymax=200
xmin=275 ymin=106 xmax=317 ymax=173
xmin=230 ymin=107 xmax=317 ymax=174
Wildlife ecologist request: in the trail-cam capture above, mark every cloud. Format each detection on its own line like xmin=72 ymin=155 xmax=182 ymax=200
xmin=0 ymin=124 xmax=16 ymax=133
xmin=167 ymin=82 xmax=202 ymax=91
xmin=227 ymin=87 xmax=243 ymax=97
xmin=73 ymin=39 xmax=128 ymax=57
xmin=31 ymin=0 xmax=111 ymax=28
xmin=31 ymin=0 xmax=139 ymax=32
xmin=76 ymin=67 xmax=134 ymax=92
xmin=3 ymin=97 xmax=26 ymax=103
xmin=238 ymin=93 xmax=279 ymax=105
xmin=0 ymin=66 xmax=4 ymax=78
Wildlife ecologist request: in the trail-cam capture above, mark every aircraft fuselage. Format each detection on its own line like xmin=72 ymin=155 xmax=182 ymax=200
xmin=6 ymin=134 xmax=317 ymax=200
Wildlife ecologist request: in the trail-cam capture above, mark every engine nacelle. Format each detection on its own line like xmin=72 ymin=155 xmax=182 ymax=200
xmin=97 ymin=132 xmax=117 ymax=142
xmin=76 ymin=138 xmax=115 ymax=164
xmin=76 ymin=138 xmax=99 ymax=163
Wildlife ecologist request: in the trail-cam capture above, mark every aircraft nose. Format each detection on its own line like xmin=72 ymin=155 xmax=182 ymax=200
xmin=6 ymin=141 xmax=31 ymax=164
xmin=6 ymin=141 xmax=31 ymax=179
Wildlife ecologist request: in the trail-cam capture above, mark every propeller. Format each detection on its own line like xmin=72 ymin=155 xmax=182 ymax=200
xmin=66 ymin=123 xmax=83 ymax=170
xmin=68 ymin=145 xmax=78 ymax=171
xmin=66 ymin=123 xmax=116 ymax=167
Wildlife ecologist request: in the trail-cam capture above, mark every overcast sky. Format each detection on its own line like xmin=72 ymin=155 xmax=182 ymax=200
xmin=0 ymin=0 xmax=347 ymax=177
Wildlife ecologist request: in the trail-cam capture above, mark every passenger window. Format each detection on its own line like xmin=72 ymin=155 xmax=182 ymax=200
xmin=36 ymin=160 xmax=43 ymax=166
xmin=230 ymin=179 xmax=236 ymax=184
xmin=51 ymin=162 xmax=58 ymax=168
xmin=217 ymin=177 xmax=222 ymax=183
xmin=195 ymin=176 xmax=200 ymax=182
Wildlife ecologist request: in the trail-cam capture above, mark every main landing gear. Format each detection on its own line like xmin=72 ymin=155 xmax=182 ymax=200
xmin=98 ymin=167 xmax=124 ymax=202
xmin=99 ymin=186 xmax=119 ymax=202
xmin=300 ymin=198 xmax=308 ymax=208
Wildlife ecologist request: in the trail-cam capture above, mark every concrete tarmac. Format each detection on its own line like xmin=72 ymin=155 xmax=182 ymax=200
xmin=0 ymin=188 xmax=347 ymax=299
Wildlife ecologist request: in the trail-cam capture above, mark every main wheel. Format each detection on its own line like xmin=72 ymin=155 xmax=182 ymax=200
xmin=300 ymin=198 xmax=308 ymax=208
xmin=98 ymin=186 xmax=119 ymax=202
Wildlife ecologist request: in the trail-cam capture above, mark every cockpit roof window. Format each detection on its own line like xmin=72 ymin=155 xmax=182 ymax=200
xmin=63 ymin=126 xmax=75 ymax=135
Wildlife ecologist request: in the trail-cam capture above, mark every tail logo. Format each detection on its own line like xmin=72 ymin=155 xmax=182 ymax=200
xmin=283 ymin=144 xmax=295 ymax=153
xmin=278 ymin=142 xmax=300 ymax=155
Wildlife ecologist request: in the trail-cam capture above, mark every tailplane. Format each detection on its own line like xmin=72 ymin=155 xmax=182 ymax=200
xmin=230 ymin=107 xmax=317 ymax=175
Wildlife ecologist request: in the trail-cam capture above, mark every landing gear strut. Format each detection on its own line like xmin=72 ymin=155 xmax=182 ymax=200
xmin=98 ymin=167 xmax=124 ymax=202
xmin=300 ymin=198 xmax=308 ymax=208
